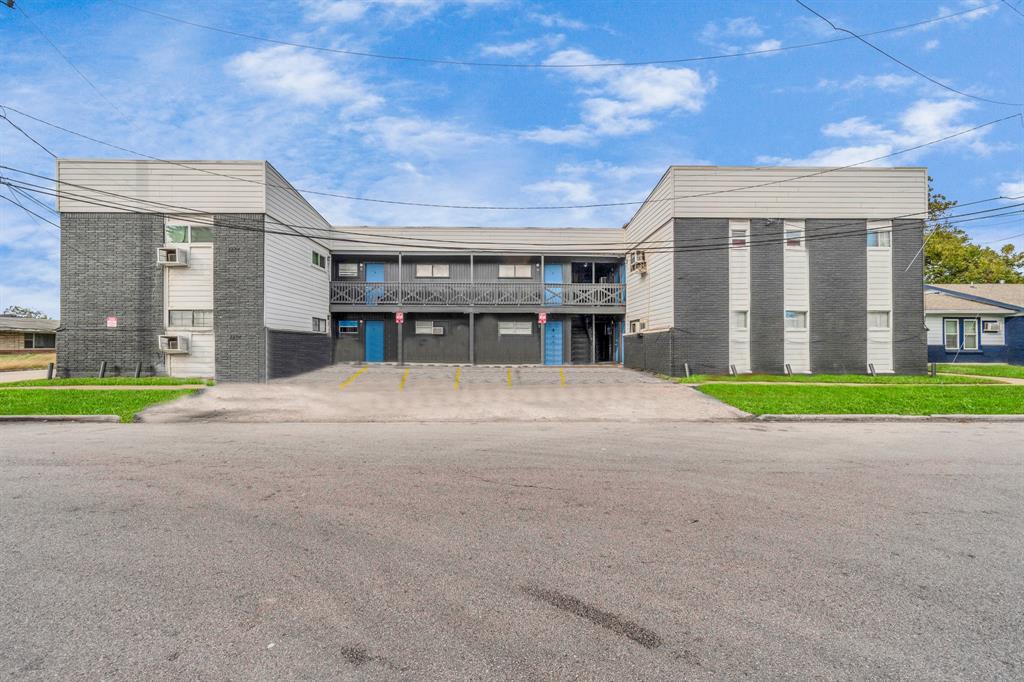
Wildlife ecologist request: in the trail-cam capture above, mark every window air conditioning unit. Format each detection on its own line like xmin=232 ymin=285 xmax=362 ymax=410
xmin=159 ymin=333 xmax=190 ymax=354
xmin=628 ymin=251 xmax=647 ymax=274
xmin=157 ymin=247 xmax=189 ymax=267
xmin=432 ymin=326 xmax=445 ymax=335
xmin=982 ymin=320 xmax=1001 ymax=333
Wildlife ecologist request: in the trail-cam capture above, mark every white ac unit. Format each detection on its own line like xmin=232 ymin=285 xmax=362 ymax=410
xmin=982 ymin=320 xmax=1001 ymax=333
xmin=432 ymin=326 xmax=445 ymax=335
xmin=159 ymin=334 xmax=190 ymax=354
xmin=628 ymin=251 xmax=647 ymax=274
xmin=157 ymin=247 xmax=189 ymax=267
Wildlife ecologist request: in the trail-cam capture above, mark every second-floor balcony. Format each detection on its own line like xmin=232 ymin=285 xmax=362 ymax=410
xmin=330 ymin=281 xmax=625 ymax=307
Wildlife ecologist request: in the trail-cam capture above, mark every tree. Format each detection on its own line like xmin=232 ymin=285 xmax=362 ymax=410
xmin=1 ymin=305 xmax=49 ymax=319
xmin=924 ymin=179 xmax=1024 ymax=284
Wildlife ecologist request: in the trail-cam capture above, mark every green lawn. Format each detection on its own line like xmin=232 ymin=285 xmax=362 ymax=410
xmin=678 ymin=373 xmax=996 ymax=384
xmin=937 ymin=363 xmax=1024 ymax=379
xmin=698 ymin=384 xmax=1024 ymax=415
xmin=0 ymin=389 xmax=197 ymax=422
xmin=2 ymin=376 xmax=214 ymax=387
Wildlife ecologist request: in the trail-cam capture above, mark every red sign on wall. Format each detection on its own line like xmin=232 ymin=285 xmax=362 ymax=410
xmin=395 ymin=311 xmax=405 ymax=324
xmin=106 ymin=316 xmax=118 ymax=328
xmin=538 ymin=312 xmax=547 ymax=324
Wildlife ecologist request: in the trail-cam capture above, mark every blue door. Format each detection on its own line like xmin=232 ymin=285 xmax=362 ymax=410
xmin=365 ymin=263 xmax=385 ymax=304
xmin=544 ymin=263 xmax=563 ymax=305
xmin=364 ymin=320 xmax=384 ymax=362
xmin=544 ymin=320 xmax=563 ymax=365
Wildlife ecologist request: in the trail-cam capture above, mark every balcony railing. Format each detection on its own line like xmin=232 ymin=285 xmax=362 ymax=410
xmin=330 ymin=281 xmax=625 ymax=307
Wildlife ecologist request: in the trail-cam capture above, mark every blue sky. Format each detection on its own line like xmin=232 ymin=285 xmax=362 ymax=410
xmin=1 ymin=0 xmax=1022 ymax=317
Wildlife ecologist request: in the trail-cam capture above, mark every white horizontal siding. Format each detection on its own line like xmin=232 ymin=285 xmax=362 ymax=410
xmin=626 ymin=220 xmax=673 ymax=330
xmin=166 ymin=245 xmax=213 ymax=310
xmin=926 ymin=314 xmax=1008 ymax=346
xmin=330 ymin=226 xmax=625 ymax=255
xmin=867 ymin=330 xmax=893 ymax=372
xmin=729 ymin=219 xmax=751 ymax=372
xmin=925 ymin=314 xmax=944 ymax=345
xmin=982 ymin=317 xmax=1006 ymax=345
xmin=168 ymin=332 xmax=215 ymax=378
xmin=866 ymin=223 xmax=893 ymax=372
xmin=56 ymin=159 xmax=266 ymax=213
xmin=670 ymin=167 xmax=928 ymax=219
xmin=783 ymin=220 xmax=810 ymax=372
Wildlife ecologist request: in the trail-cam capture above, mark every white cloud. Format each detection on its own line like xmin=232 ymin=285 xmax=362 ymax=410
xmin=817 ymin=73 xmax=917 ymax=92
xmin=748 ymin=39 xmax=782 ymax=55
xmin=225 ymin=46 xmax=383 ymax=111
xmin=699 ymin=16 xmax=781 ymax=56
xmin=521 ymin=49 xmax=713 ymax=143
xmin=923 ymin=39 xmax=940 ymax=51
xmin=526 ymin=11 xmax=588 ymax=30
xmin=478 ymin=34 xmax=564 ymax=57
xmin=523 ymin=180 xmax=596 ymax=204
xmin=998 ymin=179 xmax=1024 ymax=199
xmin=756 ymin=98 xmax=993 ymax=166
xmin=348 ymin=115 xmax=492 ymax=156
xmin=303 ymin=0 xmax=502 ymax=25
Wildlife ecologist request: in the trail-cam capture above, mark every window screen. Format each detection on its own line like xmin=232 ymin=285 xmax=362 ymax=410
xmin=867 ymin=229 xmax=892 ymax=247
xmin=498 ymin=320 xmax=532 ymax=335
xmin=868 ymin=311 xmax=890 ymax=329
xmin=731 ymin=311 xmax=748 ymax=330
xmin=784 ymin=311 xmax=807 ymax=330
xmin=498 ymin=264 xmax=533 ymax=278
xmin=415 ymin=320 xmax=435 ymax=335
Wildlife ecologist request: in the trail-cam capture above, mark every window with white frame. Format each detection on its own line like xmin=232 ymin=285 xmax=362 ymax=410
xmin=312 ymin=317 xmax=327 ymax=333
xmin=337 ymin=262 xmax=358 ymax=277
xmin=337 ymin=320 xmax=358 ymax=335
xmin=982 ymin=319 xmax=1001 ymax=333
xmin=415 ymin=320 xmax=436 ymax=335
xmin=165 ymin=224 xmax=213 ymax=243
xmin=628 ymin=319 xmax=647 ymax=334
xmin=943 ymin=319 xmax=959 ymax=350
xmin=962 ymin=318 xmax=979 ymax=351
xmin=784 ymin=311 xmax=807 ymax=330
xmin=868 ymin=311 xmax=891 ymax=330
xmin=168 ymin=309 xmax=213 ymax=328
xmin=730 ymin=228 xmax=748 ymax=248
xmin=498 ymin=264 xmax=533 ymax=278
xmin=415 ymin=263 xmax=450 ymax=278
xmin=312 ymin=251 xmax=327 ymax=269
xmin=731 ymin=311 xmax=748 ymax=330
xmin=785 ymin=227 xmax=804 ymax=248
xmin=867 ymin=227 xmax=892 ymax=248
xmin=498 ymin=320 xmax=532 ymax=335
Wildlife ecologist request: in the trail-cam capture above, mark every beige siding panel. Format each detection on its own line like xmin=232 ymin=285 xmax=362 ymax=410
xmin=670 ymin=167 xmax=928 ymax=219
xmin=867 ymin=329 xmax=893 ymax=372
xmin=166 ymin=245 xmax=214 ymax=311
xmin=925 ymin=314 xmax=944 ymax=346
xmin=728 ymin=219 xmax=751 ymax=372
xmin=56 ymin=160 xmax=267 ymax=213
xmin=866 ymin=223 xmax=893 ymax=371
xmin=626 ymin=220 xmax=673 ymax=330
xmin=330 ymin=226 xmax=624 ymax=255
xmin=783 ymin=220 xmax=810 ymax=372
xmin=167 ymin=332 xmax=215 ymax=378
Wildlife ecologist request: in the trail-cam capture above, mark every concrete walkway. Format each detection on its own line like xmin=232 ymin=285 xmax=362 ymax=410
xmin=0 ymin=370 xmax=46 ymax=383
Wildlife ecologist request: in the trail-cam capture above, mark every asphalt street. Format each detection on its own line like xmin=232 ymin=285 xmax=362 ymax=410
xmin=1 ymin=421 xmax=1021 ymax=680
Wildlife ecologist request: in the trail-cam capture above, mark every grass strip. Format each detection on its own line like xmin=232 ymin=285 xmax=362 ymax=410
xmin=0 ymin=353 xmax=56 ymax=371
xmin=698 ymin=384 xmax=1024 ymax=415
xmin=674 ymin=373 xmax=997 ymax=384
xmin=0 ymin=389 xmax=196 ymax=423
xmin=937 ymin=364 xmax=1024 ymax=380
xmin=2 ymin=377 xmax=214 ymax=387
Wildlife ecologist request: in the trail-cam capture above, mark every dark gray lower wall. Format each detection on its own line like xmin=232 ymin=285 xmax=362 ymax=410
xmin=267 ymin=329 xmax=333 ymax=378
xmin=214 ymin=215 xmax=266 ymax=382
xmin=57 ymin=212 xmax=166 ymax=377
xmin=332 ymin=312 xmax=399 ymax=363
xmin=674 ymin=218 xmax=730 ymax=374
xmin=404 ymin=313 xmax=470 ymax=363
xmin=623 ymin=330 xmax=680 ymax=376
xmin=807 ymin=219 xmax=867 ymax=373
xmin=749 ymin=218 xmax=785 ymax=373
xmin=893 ymin=219 xmax=927 ymax=373
xmin=474 ymin=313 xmax=542 ymax=364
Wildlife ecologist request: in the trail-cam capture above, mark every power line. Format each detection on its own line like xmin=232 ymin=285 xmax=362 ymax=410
xmin=6 ymin=172 xmax=1020 ymax=258
xmin=1000 ymin=0 xmax=1024 ymax=20
xmin=0 ymin=108 xmax=57 ymax=158
xmin=1 ymin=104 xmax=1019 ymax=212
xmin=795 ymin=0 xmax=1023 ymax=107
xmin=14 ymin=3 xmax=131 ymax=121
xmin=111 ymin=1 xmax=1001 ymax=68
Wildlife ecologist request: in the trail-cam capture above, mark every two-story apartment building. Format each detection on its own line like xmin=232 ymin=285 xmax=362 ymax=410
xmin=53 ymin=159 xmax=928 ymax=381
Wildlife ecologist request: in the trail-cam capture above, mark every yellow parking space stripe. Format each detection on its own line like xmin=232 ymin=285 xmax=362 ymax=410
xmin=559 ymin=368 xmax=566 ymax=386
xmin=339 ymin=367 xmax=368 ymax=390
xmin=454 ymin=367 xmax=462 ymax=390
xmin=399 ymin=368 xmax=410 ymax=391
xmin=506 ymin=368 xmax=513 ymax=387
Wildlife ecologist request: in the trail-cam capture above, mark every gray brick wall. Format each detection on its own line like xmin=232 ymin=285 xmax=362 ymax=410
xmin=623 ymin=330 xmax=678 ymax=376
xmin=749 ymin=218 xmax=785 ymax=373
xmin=267 ymin=329 xmax=332 ymax=378
xmin=57 ymin=213 xmax=166 ymax=377
xmin=213 ymin=214 xmax=266 ymax=382
xmin=892 ymin=219 xmax=927 ymax=373
xmin=807 ymin=219 xmax=867 ymax=373
xmin=674 ymin=218 xmax=730 ymax=374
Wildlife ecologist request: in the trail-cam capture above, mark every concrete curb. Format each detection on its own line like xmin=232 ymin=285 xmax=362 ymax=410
xmin=757 ymin=414 xmax=1024 ymax=423
xmin=0 ymin=414 xmax=121 ymax=423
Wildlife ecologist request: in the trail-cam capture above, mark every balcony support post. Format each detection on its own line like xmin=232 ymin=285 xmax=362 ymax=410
xmin=469 ymin=312 xmax=475 ymax=365
xmin=397 ymin=252 xmax=403 ymax=306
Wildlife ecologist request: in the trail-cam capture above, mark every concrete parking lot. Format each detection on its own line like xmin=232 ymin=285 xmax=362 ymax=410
xmin=1 ymin=421 xmax=1021 ymax=680
xmin=141 ymin=365 xmax=744 ymax=422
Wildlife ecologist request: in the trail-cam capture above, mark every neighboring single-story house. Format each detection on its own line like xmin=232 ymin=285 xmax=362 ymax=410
xmin=0 ymin=316 xmax=59 ymax=354
xmin=924 ymin=284 xmax=1024 ymax=365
